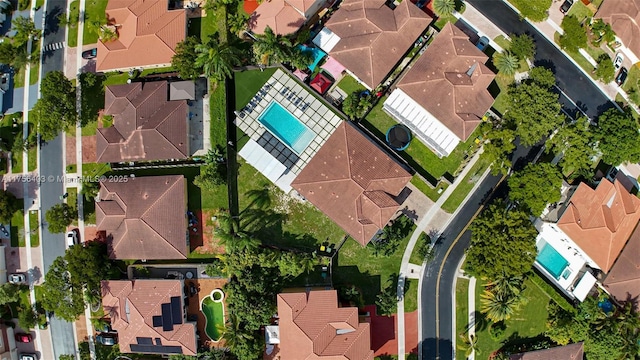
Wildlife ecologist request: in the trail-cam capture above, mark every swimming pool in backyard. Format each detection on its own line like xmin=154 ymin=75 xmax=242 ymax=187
xmin=258 ymin=101 xmax=316 ymax=154
xmin=536 ymin=242 xmax=570 ymax=280
xmin=201 ymin=289 xmax=225 ymax=342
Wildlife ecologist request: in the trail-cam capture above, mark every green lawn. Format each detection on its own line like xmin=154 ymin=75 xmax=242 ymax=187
xmin=337 ymin=75 xmax=366 ymax=95
xmin=441 ymin=156 xmax=491 ymax=213
xmin=554 ymin=32 xmax=595 ymax=73
xmin=82 ymin=162 xmax=111 ymax=177
xmin=456 ymin=278 xmax=470 ymax=360
xmin=202 ymin=3 xmax=226 ymax=42
xmin=26 ymin=121 xmax=36 ymax=171
xmin=28 ymin=210 xmax=39 ymax=247
xmin=334 ymin=231 xmax=412 ymax=305
xmin=411 ymin=176 xmax=447 ymax=202
xmin=508 ymin=0 xmax=552 ymax=21
xmin=0 ymin=113 xmax=23 ymax=173
xmin=491 ymin=36 xmax=529 ymax=72
xmin=234 ymin=68 xmax=278 ymax=111
xmin=622 ymin=64 xmax=640 ymax=95
xmin=210 ymin=83 xmax=228 ymax=149
xmin=29 ymin=40 xmax=40 ymax=85
xmin=78 ymin=74 xmax=105 ymax=136
xmin=490 ymin=74 xmax=514 ymax=116
xmin=10 ymin=210 xmax=24 ymax=247
xmin=474 ymin=279 xmax=550 ymax=360
xmin=567 ymin=1 xmax=594 ymax=21
xmin=83 ymin=0 xmax=108 ymax=45
xmin=405 ymin=279 xmax=418 ymax=313
xmin=103 ymin=72 xmax=130 ymax=86
xmin=67 ymin=187 xmax=78 ymax=227
xmin=67 ymin=1 xmax=80 ymax=47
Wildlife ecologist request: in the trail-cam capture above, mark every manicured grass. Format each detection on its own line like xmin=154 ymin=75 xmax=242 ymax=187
xmin=14 ymin=66 xmax=25 ymax=89
xmin=78 ymin=74 xmax=105 ymax=136
xmin=202 ymin=4 xmax=226 ymax=42
xmin=67 ymin=187 xmax=78 ymax=226
xmin=554 ymin=32 xmax=595 ymax=74
xmin=410 ymin=176 xmax=447 ymax=202
xmin=29 ymin=40 xmax=40 ymax=85
xmin=67 ymin=1 xmax=80 ymax=47
xmin=405 ymin=279 xmax=418 ymax=313
xmin=28 ymin=210 xmax=39 ymax=247
xmin=490 ymin=74 xmax=514 ymax=115
xmin=456 ymin=278 xmax=470 ymax=360
xmin=409 ymin=235 xmax=424 ymax=265
xmin=10 ymin=210 xmax=24 ymax=247
xmin=27 ymin=145 xmax=36 ymax=171
xmin=491 ymin=36 xmax=529 ymax=72
xmin=474 ymin=279 xmax=550 ymax=359
xmin=35 ymin=0 xmax=43 ymax=8
xmin=507 ymin=0 xmax=552 ymax=22
xmin=441 ymin=156 xmax=491 ymax=213
xmin=236 ymin=159 xmax=345 ymax=250
xmin=210 ymin=82 xmax=227 ymax=149
xmin=234 ymin=68 xmax=278 ymax=110
xmin=82 ymin=162 xmax=111 ymax=177
xmin=139 ymin=66 xmax=174 ymax=77
xmin=0 ymin=113 xmax=23 ymax=173
xmin=334 ymin=230 xmax=413 ymax=305
xmin=103 ymin=72 xmax=130 ymax=86
xmin=567 ymin=1 xmax=594 ymax=21
xmin=622 ymin=64 xmax=640 ymax=94
xmin=337 ymin=75 xmax=366 ymax=95
xmin=83 ymin=0 xmax=109 ymax=45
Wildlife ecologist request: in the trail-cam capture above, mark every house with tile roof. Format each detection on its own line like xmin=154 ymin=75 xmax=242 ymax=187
xmin=96 ymin=175 xmax=189 ymax=260
xmin=596 ymin=0 xmax=640 ymax=64
xmin=249 ymin=0 xmax=327 ymax=35
xmin=383 ymin=23 xmax=495 ymax=158
xmin=292 ymin=122 xmax=412 ymax=246
xmin=534 ymin=178 xmax=640 ymax=301
xmin=101 ymin=279 xmax=197 ymax=356
xmin=312 ymin=0 xmax=432 ymax=90
xmin=510 ymin=342 xmax=584 ymax=360
xmin=602 ymin=222 xmax=640 ymax=310
xmin=268 ymin=289 xmax=374 ymax=360
xmin=97 ymin=81 xmax=189 ymax=163
xmin=96 ymin=0 xmax=186 ymax=72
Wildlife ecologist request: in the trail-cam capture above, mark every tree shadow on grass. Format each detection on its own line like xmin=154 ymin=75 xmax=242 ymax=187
xmin=332 ymin=254 xmax=382 ymax=305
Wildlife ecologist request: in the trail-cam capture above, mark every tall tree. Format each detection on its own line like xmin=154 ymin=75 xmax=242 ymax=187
xmin=509 ymin=34 xmax=536 ymax=61
xmin=433 ymin=0 xmax=456 ymax=17
xmin=34 ymin=71 xmax=77 ymax=141
xmin=590 ymin=19 xmax=616 ymax=47
xmin=0 ymin=283 xmax=22 ymax=305
xmin=195 ymin=39 xmax=241 ymax=81
xmin=172 ymin=36 xmax=201 ymax=80
xmin=41 ymin=257 xmax=86 ymax=321
xmin=12 ymin=16 xmax=40 ymax=46
xmin=252 ymin=26 xmax=293 ymax=65
xmin=594 ymin=54 xmax=615 ymax=83
xmin=481 ymin=124 xmax=517 ymax=175
xmin=493 ymin=51 xmax=519 ymax=76
xmin=546 ymin=116 xmax=597 ymax=176
xmin=45 ymin=203 xmax=77 ymax=233
xmin=0 ymin=42 xmax=16 ymax=65
xmin=465 ymin=200 xmax=537 ymax=281
xmin=595 ymin=108 xmax=640 ymax=165
xmin=0 ymin=189 xmax=20 ymax=223
xmin=508 ymin=162 xmax=563 ymax=216
xmin=559 ymin=15 xmax=587 ymax=52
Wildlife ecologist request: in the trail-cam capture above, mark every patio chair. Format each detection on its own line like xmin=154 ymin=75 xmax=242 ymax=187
xmin=280 ymin=87 xmax=289 ymax=95
xmin=286 ymin=93 xmax=294 ymax=101
xmin=294 ymin=98 xmax=301 ymax=106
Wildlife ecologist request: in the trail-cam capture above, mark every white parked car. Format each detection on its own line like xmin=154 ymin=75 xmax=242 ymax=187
xmin=8 ymin=273 xmax=26 ymax=284
xmin=614 ymin=53 xmax=624 ymax=71
xmin=66 ymin=229 xmax=79 ymax=247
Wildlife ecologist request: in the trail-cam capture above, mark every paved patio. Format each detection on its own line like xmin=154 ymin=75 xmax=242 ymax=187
xmin=185 ymin=278 xmax=229 ymax=348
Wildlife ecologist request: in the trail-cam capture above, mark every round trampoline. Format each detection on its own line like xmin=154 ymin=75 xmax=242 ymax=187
xmin=386 ymin=124 xmax=411 ymax=151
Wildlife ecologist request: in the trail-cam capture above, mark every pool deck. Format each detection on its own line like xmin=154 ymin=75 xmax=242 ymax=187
xmin=235 ymin=68 xmax=342 ymax=175
xmin=185 ymin=278 xmax=229 ymax=348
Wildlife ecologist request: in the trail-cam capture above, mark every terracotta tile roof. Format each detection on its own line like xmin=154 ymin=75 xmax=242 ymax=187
xmin=101 ymin=280 xmax=197 ymax=355
xmin=97 ymin=175 xmax=188 ymax=260
xmin=596 ymin=0 xmax=640 ymax=59
xmin=277 ymin=290 xmax=374 ymax=360
xmin=291 ymin=122 xmax=411 ymax=245
xmin=97 ymin=81 xmax=188 ymax=163
xmin=396 ymin=23 xmax=495 ymax=140
xmin=510 ymin=342 xmax=584 ymax=360
xmin=324 ymin=0 xmax=432 ymax=89
xmin=96 ymin=0 xmax=186 ymax=71
xmin=249 ymin=0 xmax=317 ymax=35
xmin=558 ymin=179 xmax=640 ymax=273
xmin=603 ymin=223 xmax=640 ymax=310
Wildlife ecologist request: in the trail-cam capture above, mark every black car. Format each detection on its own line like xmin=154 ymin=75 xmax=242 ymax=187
xmin=82 ymin=48 xmax=97 ymax=59
xmin=616 ymin=67 xmax=628 ymax=86
xmin=560 ymin=0 xmax=573 ymax=14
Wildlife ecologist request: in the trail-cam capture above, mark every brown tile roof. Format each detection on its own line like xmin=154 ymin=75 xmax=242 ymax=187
xmin=558 ymin=179 xmax=640 ymax=273
xmin=96 ymin=0 xmax=186 ymax=71
xmin=603 ymin=223 xmax=640 ymax=309
xmin=510 ymin=342 xmax=584 ymax=360
xmin=277 ymin=290 xmax=374 ymax=360
xmin=97 ymin=81 xmax=188 ymax=163
xmin=325 ymin=0 xmax=432 ymax=89
xmin=249 ymin=0 xmax=315 ymax=35
xmin=396 ymin=23 xmax=495 ymax=141
xmin=596 ymin=0 xmax=640 ymax=59
xmin=97 ymin=175 xmax=188 ymax=260
xmin=101 ymin=280 xmax=197 ymax=355
xmin=291 ymin=122 xmax=412 ymax=245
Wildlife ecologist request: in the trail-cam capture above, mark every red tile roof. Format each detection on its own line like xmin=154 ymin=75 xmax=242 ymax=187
xmin=510 ymin=342 xmax=584 ymax=360
xmin=325 ymin=0 xmax=432 ymax=89
xmin=277 ymin=290 xmax=374 ymax=360
xmin=596 ymin=0 xmax=640 ymax=60
xmin=396 ymin=23 xmax=495 ymax=140
xmin=101 ymin=280 xmax=197 ymax=355
xmin=249 ymin=0 xmax=318 ymax=35
xmin=96 ymin=0 xmax=186 ymax=71
xmin=292 ymin=122 xmax=412 ymax=245
xmin=603 ymin=223 xmax=640 ymax=310
xmin=97 ymin=81 xmax=188 ymax=163
xmin=97 ymin=175 xmax=188 ymax=260
xmin=558 ymin=179 xmax=640 ymax=273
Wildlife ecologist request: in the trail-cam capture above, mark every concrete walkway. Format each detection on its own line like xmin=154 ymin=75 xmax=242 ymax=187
xmin=396 ymin=147 xmax=484 ymax=359
xmin=467 ymin=277 xmax=477 ymax=360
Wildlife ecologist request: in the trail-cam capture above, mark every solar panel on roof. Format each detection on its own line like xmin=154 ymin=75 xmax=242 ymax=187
xmin=129 ymin=344 xmax=183 ymax=354
xmin=152 ymin=316 xmax=162 ymax=328
xmin=170 ymin=296 xmax=182 ymax=324
xmin=136 ymin=337 xmax=153 ymax=345
xmin=155 ymin=338 xmax=162 ymax=345
xmin=161 ymin=303 xmax=173 ymax=331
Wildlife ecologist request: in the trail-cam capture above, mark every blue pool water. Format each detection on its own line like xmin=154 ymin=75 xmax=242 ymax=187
xmin=258 ymin=102 xmax=316 ymax=154
xmin=536 ymin=243 xmax=569 ymax=279
xmin=298 ymin=45 xmax=327 ymax=71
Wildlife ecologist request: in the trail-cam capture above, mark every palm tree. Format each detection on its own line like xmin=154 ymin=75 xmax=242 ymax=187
xmin=222 ymin=313 xmax=253 ymax=351
xmin=493 ymin=51 xmax=519 ymax=76
xmin=433 ymin=0 xmax=456 ymax=17
xmin=215 ymin=211 xmax=260 ymax=252
xmin=457 ymin=333 xmax=480 ymax=357
xmin=252 ymin=26 xmax=293 ymax=65
xmin=195 ymin=39 xmax=241 ymax=81
xmin=487 ymin=274 xmax=523 ymax=297
xmin=480 ymin=287 xmax=526 ymax=322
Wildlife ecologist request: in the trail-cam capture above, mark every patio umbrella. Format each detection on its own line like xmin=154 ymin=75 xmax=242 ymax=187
xmin=386 ymin=125 xmax=411 ymax=150
xmin=310 ymin=73 xmax=333 ymax=94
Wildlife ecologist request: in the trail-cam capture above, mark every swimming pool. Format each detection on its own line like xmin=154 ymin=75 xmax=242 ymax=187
xmin=201 ymin=289 xmax=225 ymax=342
xmin=258 ymin=101 xmax=316 ymax=155
xmin=298 ymin=45 xmax=327 ymax=71
xmin=536 ymin=242 xmax=569 ymax=279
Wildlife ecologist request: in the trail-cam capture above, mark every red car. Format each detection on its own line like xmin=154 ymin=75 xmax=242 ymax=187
xmin=15 ymin=333 xmax=32 ymax=343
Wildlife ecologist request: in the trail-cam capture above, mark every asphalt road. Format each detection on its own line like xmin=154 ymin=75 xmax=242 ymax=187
xmin=38 ymin=0 xmax=76 ymax=358
xmin=466 ymin=0 xmax=616 ymax=119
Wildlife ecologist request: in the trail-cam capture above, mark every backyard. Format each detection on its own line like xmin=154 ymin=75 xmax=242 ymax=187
xmin=234 ymin=68 xmax=278 ymax=111
xmin=83 ymin=0 xmax=108 ymax=45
